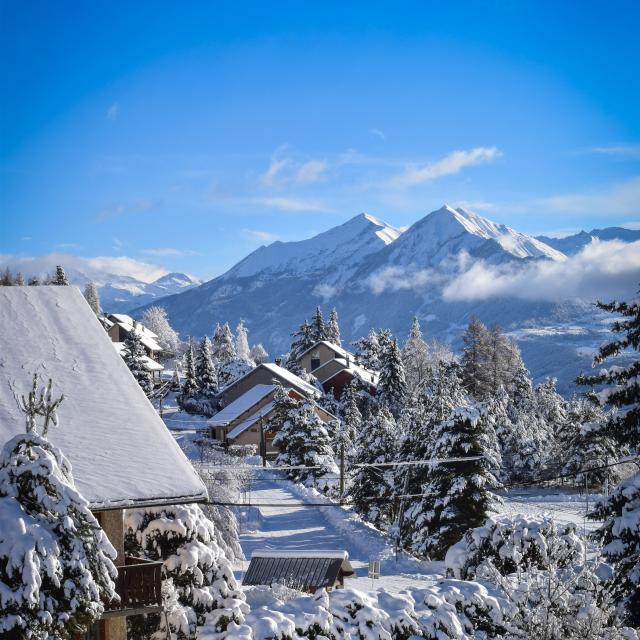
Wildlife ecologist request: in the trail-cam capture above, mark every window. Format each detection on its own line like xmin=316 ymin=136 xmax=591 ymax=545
xmin=310 ymin=352 xmax=320 ymax=371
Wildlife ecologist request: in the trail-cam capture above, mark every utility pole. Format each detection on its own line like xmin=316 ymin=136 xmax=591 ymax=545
xmin=259 ymin=415 xmax=267 ymax=467
xmin=339 ymin=440 xmax=345 ymax=500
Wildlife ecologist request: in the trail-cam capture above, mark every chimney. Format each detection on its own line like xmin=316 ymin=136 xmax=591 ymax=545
xmin=275 ymin=357 xmax=282 ymax=366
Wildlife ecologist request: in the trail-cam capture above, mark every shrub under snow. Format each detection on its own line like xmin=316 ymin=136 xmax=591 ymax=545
xmin=445 ymin=513 xmax=585 ymax=580
xmin=0 ymin=433 xmax=118 ymax=639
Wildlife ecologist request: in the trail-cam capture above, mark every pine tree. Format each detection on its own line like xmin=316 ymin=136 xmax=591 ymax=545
xmin=535 ymin=377 xmax=567 ymax=439
xmin=196 ymin=336 xmax=218 ymax=398
xmin=249 ymin=343 xmax=269 ymax=364
xmin=180 ymin=342 xmax=199 ymax=402
xmin=83 ymin=281 xmax=102 ymax=316
xmin=342 ymin=380 xmax=362 ymax=456
xmin=485 ymin=324 xmax=521 ymax=396
xmin=267 ymin=383 xmax=298 ymax=434
xmin=310 ymin=305 xmax=327 ymax=342
xmin=28 ymin=275 xmax=40 ymax=286
xmin=561 ymin=397 xmax=621 ymax=488
xmin=273 ymin=398 xmax=338 ymax=491
xmin=122 ymin=328 xmax=153 ymax=395
xmin=212 ymin=322 xmax=236 ymax=363
xmin=402 ymin=317 xmax=430 ymax=393
xmin=378 ymin=338 xmax=407 ymax=418
xmin=1 ymin=266 xmax=13 ymax=285
xmin=348 ymin=404 xmax=398 ymax=527
xmin=352 ymin=329 xmax=382 ymax=370
xmin=287 ymin=319 xmax=315 ymax=372
xmin=580 ymin=292 xmax=640 ymax=624
xmin=326 ymin=307 xmax=341 ymax=345
xmin=235 ymin=320 xmax=252 ymax=363
xmin=14 ymin=271 xmax=25 ymax=286
xmin=141 ymin=306 xmax=182 ymax=359
xmin=52 ymin=264 xmax=69 ymax=285
xmin=124 ymin=504 xmax=247 ymax=639
xmin=0 ymin=378 xmax=118 ymax=638
xmin=406 ymin=404 xmax=502 ymax=559
xmin=461 ymin=317 xmax=491 ymax=398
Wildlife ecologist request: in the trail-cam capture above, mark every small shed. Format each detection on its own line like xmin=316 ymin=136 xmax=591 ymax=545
xmin=243 ymin=550 xmax=354 ymax=593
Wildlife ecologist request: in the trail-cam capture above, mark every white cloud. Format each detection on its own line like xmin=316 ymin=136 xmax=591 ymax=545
xmin=586 ymin=144 xmax=640 ymax=157
xmin=242 ymin=229 xmax=280 ymax=244
xmin=106 ymin=102 xmax=120 ymax=121
xmin=369 ymin=128 xmax=386 ymax=140
xmin=96 ymin=198 xmax=159 ymax=221
xmin=312 ymin=283 xmax=339 ymax=301
xmin=453 ymin=200 xmax=496 ymax=212
xmin=540 ymin=176 xmax=640 ymax=216
xmin=257 ymin=196 xmax=330 ymax=213
xmin=261 ymin=151 xmax=289 ymax=186
xmin=295 ymin=160 xmax=327 ymax=184
xmin=0 ymin=253 xmax=168 ymax=284
xmin=367 ymin=265 xmax=447 ymax=294
xmin=442 ymin=240 xmax=640 ymax=303
xmin=390 ymin=147 xmax=502 ymax=187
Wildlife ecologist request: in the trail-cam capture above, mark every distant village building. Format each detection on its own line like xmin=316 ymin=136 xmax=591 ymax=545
xmin=208 ymin=384 xmax=336 ymax=453
xmin=216 ymin=361 xmax=321 ymax=407
xmin=104 ymin=312 xmax=165 ymax=380
xmin=296 ymin=340 xmax=378 ymax=399
xmin=243 ymin=550 xmax=354 ymax=593
xmin=0 ymin=287 xmax=208 ymax=640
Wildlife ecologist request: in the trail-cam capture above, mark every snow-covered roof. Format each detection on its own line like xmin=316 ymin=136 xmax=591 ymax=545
xmin=252 ymin=549 xmax=349 ymax=560
xmin=112 ymin=342 xmax=165 ymax=372
xmin=107 ymin=313 xmax=162 ymax=352
xmin=318 ymin=357 xmax=379 ymax=388
xmin=227 ymin=400 xmax=275 ymax=439
xmin=296 ymin=340 xmax=351 ymax=362
xmin=208 ymin=384 xmax=276 ymax=427
xmin=220 ymin=362 xmax=320 ymax=400
xmin=0 ymin=287 xmax=207 ymax=510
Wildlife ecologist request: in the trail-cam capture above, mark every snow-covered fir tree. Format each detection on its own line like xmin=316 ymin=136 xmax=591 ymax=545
xmin=535 ymin=376 xmax=567 ymax=439
xmin=235 ymin=320 xmax=252 ymax=363
xmin=348 ymin=404 xmax=397 ymax=527
xmin=249 ymin=342 xmax=269 ymax=364
xmin=0 ymin=379 xmax=118 ymax=639
xmin=141 ymin=305 xmax=182 ymax=359
xmin=352 ymin=328 xmax=382 ymax=370
xmin=341 ymin=380 xmax=362 ymax=456
xmin=310 ymin=305 xmax=327 ymax=342
xmin=287 ymin=319 xmax=315 ymax=373
xmin=378 ymin=338 xmax=407 ymax=418
xmin=179 ymin=342 xmax=199 ymax=405
xmin=51 ymin=264 xmax=69 ymax=285
xmin=405 ymin=404 xmax=502 ymax=559
xmin=461 ymin=316 xmax=490 ymax=398
xmin=213 ymin=322 xmax=252 ymax=388
xmin=484 ymin=324 xmax=521 ymax=396
xmin=196 ymin=336 xmax=218 ymax=398
xmin=326 ymin=307 xmax=341 ymax=345
xmin=0 ymin=266 xmax=12 ymax=285
xmin=83 ymin=281 xmax=102 ymax=316
xmin=124 ymin=503 xmax=247 ymax=639
xmin=273 ymin=397 xmax=338 ymax=491
xmin=212 ymin=322 xmax=236 ymax=363
xmin=122 ymin=327 xmax=153 ymax=395
xmin=15 ymin=271 xmax=25 ymax=286
xmin=402 ymin=317 xmax=431 ymax=393
xmin=561 ymin=396 xmax=621 ymax=488
xmin=581 ymin=291 xmax=640 ymax=625
xmin=267 ymin=383 xmax=298 ymax=433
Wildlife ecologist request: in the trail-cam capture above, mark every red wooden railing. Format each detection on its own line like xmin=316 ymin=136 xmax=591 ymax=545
xmin=104 ymin=556 xmax=163 ymax=614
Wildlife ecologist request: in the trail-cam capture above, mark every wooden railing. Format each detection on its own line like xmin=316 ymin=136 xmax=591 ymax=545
xmin=104 ymin=556 xmax=163 ymax=616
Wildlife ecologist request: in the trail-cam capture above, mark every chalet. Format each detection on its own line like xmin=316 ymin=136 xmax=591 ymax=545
xmin=0 ymin=287 xmax=208 ymax=640
xmin=208 ymin=384 xmax=337 ymax=454
xmin=105 ymin=313 xmax=164 ymax=360
xmin=243 ymin=550 xmax=354 ymax=593
xmin=216 ymin=361 xmax=321 ymax=407
xmin=296 ymin=340 xmax=378 ymax=399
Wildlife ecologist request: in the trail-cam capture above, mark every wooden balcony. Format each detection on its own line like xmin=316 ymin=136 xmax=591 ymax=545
xmin=103 ymin=556 xmax=163 ymax=618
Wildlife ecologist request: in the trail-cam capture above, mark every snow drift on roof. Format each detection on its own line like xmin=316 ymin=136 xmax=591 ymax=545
xmin=0 ymin=286 xmax=207 ymax=509
xmin=208 ymin=384 xmax=276 ymax=427
xmin=252 ymin=549 xmax=349 ymax=560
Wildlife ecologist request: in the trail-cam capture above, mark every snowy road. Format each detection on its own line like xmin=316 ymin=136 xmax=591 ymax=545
xmin=235 ymin=475 xmax=442 ymax=593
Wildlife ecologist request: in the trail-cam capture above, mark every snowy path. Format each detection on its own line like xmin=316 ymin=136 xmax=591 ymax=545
xmin=235 ymin=475 xmax=442 ymax=593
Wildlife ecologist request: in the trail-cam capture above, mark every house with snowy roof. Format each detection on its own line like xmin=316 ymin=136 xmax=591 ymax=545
xmin=243 ymin=549 xmax=354 ymax=593
xmin=296 ymin=340 xmax=379 ymax=399
xmin=208 ymin=383 xmax=337 ymax=454
xmin=216 ymin=361 xmax=321 ymax=407
xmin=0 ymin=286 xmax=208 ymax=640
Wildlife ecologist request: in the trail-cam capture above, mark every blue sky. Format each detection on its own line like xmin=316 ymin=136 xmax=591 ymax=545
xmin=1 ymin=1 xmax=639 ymax=280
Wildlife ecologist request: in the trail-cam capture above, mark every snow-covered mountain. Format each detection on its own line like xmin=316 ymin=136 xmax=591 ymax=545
xmin=133 ymin=206 xmax=636 ymax=393
xmin=99 ymin=272 xmax=201 ymax=312
xmin=536 ymin=227 xmax=640 ymax=255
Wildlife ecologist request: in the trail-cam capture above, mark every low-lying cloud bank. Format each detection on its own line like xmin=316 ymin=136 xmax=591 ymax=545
xmin=0 ymin=253 xmax=168 ymax=284
xmin=368 ymin=240 xmax=640 ymax=303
